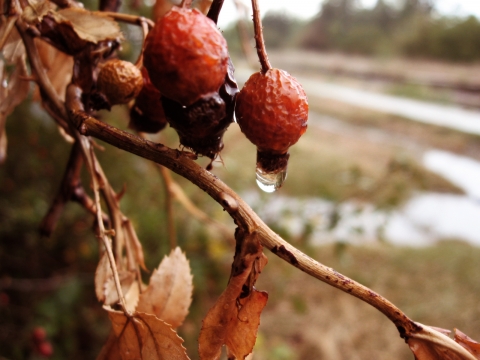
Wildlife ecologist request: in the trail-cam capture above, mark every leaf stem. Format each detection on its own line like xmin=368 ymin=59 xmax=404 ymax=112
xmin=251 ymin=0 xmax=271 ymax=74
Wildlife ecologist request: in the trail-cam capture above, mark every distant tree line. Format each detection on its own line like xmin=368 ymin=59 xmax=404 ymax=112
xmin=224 ymin=0 xmax=480 ymax=62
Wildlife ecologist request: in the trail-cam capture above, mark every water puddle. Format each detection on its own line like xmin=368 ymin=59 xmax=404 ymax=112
xmin=243 ymin=150 xmax=480 ymax=247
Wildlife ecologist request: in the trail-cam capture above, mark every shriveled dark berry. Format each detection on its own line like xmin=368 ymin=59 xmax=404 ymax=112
xmin=161 ymin=58 xmax=238 ymax=160
xmin=129 ymin=68 xmax=168 ymax=133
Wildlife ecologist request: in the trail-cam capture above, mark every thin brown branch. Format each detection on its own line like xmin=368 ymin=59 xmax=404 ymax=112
xmin=71 ymin=103 xmax=420 ymax=336
xmin=251 ymin=0 xmax=271 ymax=73
xmin=180 ymin=0 xmax=192 ymax=9
xmin=206 ymin=0 xmax=224 ymax=24
xmin=100 ymin=12 xmax=155 ymax=28
xmin=39 ymin=142 xmax=84 ymax=236
xmin=89 ymin=144 xmax=129 ymax=315
xmin=16 ymin=20 xmax=67 ymax=122
xmin=0 ymin=16 xmax=18 ymax=50
xmin=158 ymin=166 xmax=177 ymax=250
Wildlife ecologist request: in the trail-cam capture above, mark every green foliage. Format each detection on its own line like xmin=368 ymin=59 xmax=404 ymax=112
xmin=294 ymin=0 xmax=480 ymax=62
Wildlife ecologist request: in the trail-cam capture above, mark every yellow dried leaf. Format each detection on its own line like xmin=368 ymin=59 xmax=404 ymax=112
xmin=136 ymin=247 xmax=193 ymax=329
xmin=49 ymin=8 xmax=123 ymax=44
xmin=454 ymin=329 xmax=480 ymax=359
xmin=97 ymin=309 xmax=190 ymax=360
xmin=407 ymin=323 xmax=477 ymax=360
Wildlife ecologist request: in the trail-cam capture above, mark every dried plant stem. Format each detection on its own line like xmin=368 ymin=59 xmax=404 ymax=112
xmin=158 ymin=166 xmax=177 ymax=250
xmin=180 ymin=0 xmax=192 ymax=9
xmin=72 ymin=109 xmax=420 ymax=336
xmin=100 ymin=12 xmax=155 ymax=28
xmin=251 ymin=0 xmax=271 ymax=73
xmin=89 ymin=145 xmax=129 ymax=315
xmin=206 ymin=0 xmax=224 ymax=23
xmin=0 ymin=16 xmax=17 ymax=50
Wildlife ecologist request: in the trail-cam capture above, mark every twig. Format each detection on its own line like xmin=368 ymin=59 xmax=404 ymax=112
xmin=100 ymin=12 xmax=155 ymax=28
xmin=180 ymin=0 xmax=192 ymax=9
xmin=73 ymin=107 xmax=421 ymax=336
xmin=39 ymin=142 xmax=83 ymax=236
xmin=158 ymin=166 xmax=177 ymax=250
xmin=0 ymin=16 xmax=17 ymax=50
xmin=250 ymin=0 xmax=271 ymax=73
xmin=89 ymin=143 xmax=129 ymax=315
xmin=206 ymin=0 xmax=224 ymax=24
xmin=158 ymin=165 xmax=233 ymax=241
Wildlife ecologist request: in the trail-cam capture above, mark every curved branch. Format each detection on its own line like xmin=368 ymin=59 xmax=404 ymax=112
xmin=69 ymin=89 xmax=419 ymax=336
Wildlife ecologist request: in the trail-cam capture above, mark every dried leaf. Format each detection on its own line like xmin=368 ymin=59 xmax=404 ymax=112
xmin=407 ymin=323 xmax=477 ymax=360
xmin=97 ymin=308 xmax=190 ymax=360
xmin=21 ymin=0 xmax=54 ymax=24
xmin=0 ymin=49 xmax=30 ymax=164
xmin=0 ymin=127 xmax=6 ymax=164
xmin=124 ymin=220 xmax=147 ymax=271
xmin=95 ymin=252 xmax=139 ymax=310
xmin=3 ymin=27 xmax=25 ymax=64
xmin=198 ymin=253 xmax=267 ymax=360
xmin=226 ymin=289 xmax=268 ymax=360
xmin=34 ymin=40 xmax=73 ymax=101
xmin=49 ymin=8 xmax=123 ymax=44
xmin=95 ymin=252 xmax=111 ymax=303
xmin=104 ymin=270 xmax=136 ymax=306
xmin=454 ymin=329 xmax=480 ymax=359
xmin=136 ymin=247 xmax=193 ymax=329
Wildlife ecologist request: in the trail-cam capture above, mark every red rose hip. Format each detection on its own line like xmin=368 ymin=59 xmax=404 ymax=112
xmin=143 ymin=6 xmax=229 ymax=106
xmin=235 ymin=68 xmax=308 ymax=191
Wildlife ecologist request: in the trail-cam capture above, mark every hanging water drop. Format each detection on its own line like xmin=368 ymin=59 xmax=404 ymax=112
xmin=256 ymin=166 xmax=287 ymax=193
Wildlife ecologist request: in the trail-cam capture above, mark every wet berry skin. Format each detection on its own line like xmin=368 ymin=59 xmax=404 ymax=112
xmin=235 ymin=68 xmax=308 ymax=154
xmin=143 ymin=6 xmax=229 ymax=106
xmin=97 ymin=59 xmax=143 ymax=106
xmin=129 ymin=68 xmax=168 ymax=133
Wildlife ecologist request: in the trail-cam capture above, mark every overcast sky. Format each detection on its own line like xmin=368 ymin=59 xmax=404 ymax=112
xmin=217 ymin=0 xmax=480 ymax=28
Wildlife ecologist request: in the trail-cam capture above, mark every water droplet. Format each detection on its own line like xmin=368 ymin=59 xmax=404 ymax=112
xmin=256 ymin=166 xmax=287 ymax=193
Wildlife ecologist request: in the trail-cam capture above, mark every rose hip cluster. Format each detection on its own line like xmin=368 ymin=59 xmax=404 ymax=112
xmin=97 ymin=3 xmax=308 ymax=189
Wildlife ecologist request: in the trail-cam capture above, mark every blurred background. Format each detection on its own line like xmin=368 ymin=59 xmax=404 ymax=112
xmin=2 ymin=0 xmax=480 ymax=359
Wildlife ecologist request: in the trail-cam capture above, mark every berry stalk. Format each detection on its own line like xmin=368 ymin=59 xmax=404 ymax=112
xmin=251 ymin=0 xmax=271 ymax=74
xmin=180 ymin=0 xmax=192 ymax=8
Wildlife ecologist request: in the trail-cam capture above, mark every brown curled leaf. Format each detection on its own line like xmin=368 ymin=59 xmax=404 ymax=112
xmin=97 ymin=309 xmax=190 ymax=360
xmin=407 ymin=323 xmax=477 ymax=360
xmin=454 ymin=329 xmax=480 ymax=359
xmin=33 ymin=40 xmax=73 ymax=102
xmin=198 ymin=251 xmax=267 ymax=360
xmin=48 ymin=8 xmax=124 ymax=44
xmin=136 ymin=247 xmax=193 ymax=329
xmin=225 ymin=289 xmax=268 ymax=360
